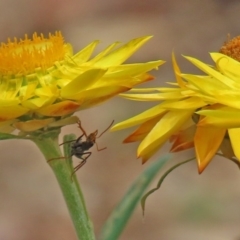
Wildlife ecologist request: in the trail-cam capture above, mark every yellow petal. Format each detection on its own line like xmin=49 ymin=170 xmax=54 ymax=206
xmin=1 ymin=77 xmax=22 ymax=99
xmin=123 ymin=116 xmax=161 ymax=143
xmin=210 ymin=52 xmax=240 ymax=82
xmin=180 ymin=89 xmax=211 ymax=100
xmin=14 ymin=118 xmax=55 ymax=132
xmin=36 ymin=100 xmax=80 ymax=116
xmin=182 ymin=74 xmax=240 ymax=108
xmin=170 ymin=139 xmax=194 ymax=152
xmin=35 ymin=70 xmax=55 ymax=88
xmin=35 ymin=85 xmax=59 ymax=97
xmin=87 ymin=42 xmax=120 ymax=64
xmin=138 ymin=110 xmax=194 ymax=163
xmin=198 ymin=107 xmax=240 ymax=128
xmin=96 ymin=73 xmax=154 ymax=89
xmin=50 ymin=62 xmax=81 ymax=79
xmin=61 ymin=69 xmax=107 ymax=98
xmin=19 ymin=78 xmax=39 ymax=100
xmin=22 ymin=96 xmax=56 ymax=110
xmin=160 ymin=97 xmax=207 ymax=110
xmin=55 ymin=78 xmax=71 ymax=89
xmin=120 ymin=91 xmax=186 ymax=101
xmin=93 ymin=36 xmax=152 ymax=67
xmin=72 ymin=40 xmax=100 ymax=64
xmin=184 ymin=55 xmax=237 ymax=88
xmin=77 ymin=85 xmax=130 ymax=109
xmin=123 ymin=73 xmax=154 ymax=87
xmin=214 ymin=93 xmax=240 ymax=109
xmin=111 ymin=103 xmax=167 ymax=131
xmin=0 ymin=99 xmax=20 ymax=106
xmin=104 ymin=61 xmax=164 ymax=78
xmin=67 ymin=85 xmax=129 ymax=101
xmin=228 ymin=128 xmax=240 ymax=160
xmin=170 ymin=125 xmax=195 ymax=152
xmin=182 ymin=74 xmax=230 ymax=95
xmin=0 ymin=105 xmax=28 ymax=121
xmin=172 ymin=52 xmax=186 ymax=88
xmin=128 ymin=87 xmax=180 ymax=93
xmin=194 ymin=126 xmax=226 ymax=173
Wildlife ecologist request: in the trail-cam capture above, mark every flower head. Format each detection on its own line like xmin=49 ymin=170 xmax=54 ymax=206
xmin=112 ymin=36 xmax=240 ymax=173
xmin=0 ymin=32 xmax=163 ymax=135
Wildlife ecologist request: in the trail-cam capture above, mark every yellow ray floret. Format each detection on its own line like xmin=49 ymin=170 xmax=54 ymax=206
xmin=0 ymin=32 xmax=163 ymax=133
xmin=113 ymin=48 xmax=240 ymax=173
xmin=194 ymin=126 xmax=226 ymax=173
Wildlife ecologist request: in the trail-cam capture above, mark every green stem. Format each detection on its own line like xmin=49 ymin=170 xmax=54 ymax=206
xmin=33 ymin=136 xmax=95 ymax=240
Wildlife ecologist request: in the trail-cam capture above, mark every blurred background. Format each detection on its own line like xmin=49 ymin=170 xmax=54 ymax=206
xmin=1 ymin=0 xmax=240 ymax=239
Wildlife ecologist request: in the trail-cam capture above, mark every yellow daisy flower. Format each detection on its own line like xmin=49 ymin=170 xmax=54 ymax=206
xmin=0 ymin=31 xmax=163 ymax=134
xmin=112 ymin=36 xmax=240 ymax=173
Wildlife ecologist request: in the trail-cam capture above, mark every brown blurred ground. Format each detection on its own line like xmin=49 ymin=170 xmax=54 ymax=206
xmin=1 ymin=0 xmax=240 ymax=239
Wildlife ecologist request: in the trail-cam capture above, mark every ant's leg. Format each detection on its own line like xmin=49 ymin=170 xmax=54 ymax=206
xmin=94 ymin=120 xmax=114 ymax=151
xmin=75 ymin=134 xmax=84 ymax=143
xmin=59 ymin=139 xmax=76 ymax=146
xmin=51 ymin=136 xmax=84 ymax=162
xmin=77 ymin=120 xmax=88 ymax=138
xmin=95 ymin=141 xmax=107 ymax=151
xmin=72 ymin=152 xmax=91 ymax=173
xmin=70 ymin=152 xmax=91 ymax=180
xmin=71 ymin=159 xmax=86 ymax=179
xmin=49 ymin=139 xmax=77 ymax=161
xmin=59 ymin=134 xmax=84 ymax=147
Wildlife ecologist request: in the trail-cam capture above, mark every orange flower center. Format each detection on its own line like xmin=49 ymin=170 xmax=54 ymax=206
xmin=0 ymin=31 xmax=66 ymax=75
xmin=220 ymin=35 xmax=240 ymax=62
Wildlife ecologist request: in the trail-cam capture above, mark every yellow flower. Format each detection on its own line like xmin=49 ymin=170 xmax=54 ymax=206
xmin=0 ymin=32 xmax=163 ymax=134
xmin=112 ymin=38 xmax=240 ymax=173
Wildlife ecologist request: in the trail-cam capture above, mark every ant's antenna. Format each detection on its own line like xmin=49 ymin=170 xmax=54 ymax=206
xmin=97 ymin=120 xmax=114 ymax=138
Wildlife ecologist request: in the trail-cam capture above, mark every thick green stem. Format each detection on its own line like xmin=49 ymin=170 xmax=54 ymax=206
xmin=33 ymin=136 xmax=95 ymax=240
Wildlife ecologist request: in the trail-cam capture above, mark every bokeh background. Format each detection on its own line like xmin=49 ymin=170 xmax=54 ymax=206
xmin=1 ymin=0 xmax=240 ymax=239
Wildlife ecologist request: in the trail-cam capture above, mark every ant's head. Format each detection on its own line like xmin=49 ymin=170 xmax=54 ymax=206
xmin=87 ymin=130 xmax=98 ymax=143
xmin=78 ymin=120 xmax=114 ymax=143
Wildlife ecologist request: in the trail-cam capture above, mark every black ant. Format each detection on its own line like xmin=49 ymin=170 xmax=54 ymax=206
xmin=48 ymin=119 xmax=114 ymax=179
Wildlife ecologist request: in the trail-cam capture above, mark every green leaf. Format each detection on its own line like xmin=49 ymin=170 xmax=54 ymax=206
xmin=141 ymin=158 xmax=195 ymax=214
xmin=62 ymin=134 xmax=78 ymax=177
xmin=99 ymin=154 xmax=171 ymax=240
xmin=0 ymin=132 xmax=23 ymax=140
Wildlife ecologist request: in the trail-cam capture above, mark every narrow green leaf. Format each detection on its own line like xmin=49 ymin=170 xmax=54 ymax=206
xmin=100 ymin=154 xmax=171 ymax=240
xmin=61 ymin=134 xmax=80 ymax=182
xmin=141 ymin=158 xmax=195 ymax=214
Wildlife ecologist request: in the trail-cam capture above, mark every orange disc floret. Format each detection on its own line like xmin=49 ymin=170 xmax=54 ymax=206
xmin=0 ymin=31 xmax=66 ymax=75
xmin=220 ymin=35 xmax=240 ymax=62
